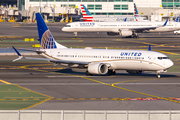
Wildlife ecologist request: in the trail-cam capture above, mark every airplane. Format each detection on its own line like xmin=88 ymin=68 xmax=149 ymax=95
xmin=80 ymin=3 xmax=148 ymax=22
xmin=12 ymin=13 xmax=174 ymax=78
xmin=62 ymin=20 xmax=170 ymax=38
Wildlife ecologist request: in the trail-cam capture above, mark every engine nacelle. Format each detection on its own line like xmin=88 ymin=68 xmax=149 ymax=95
xmin=88 ymin=63 xmax=108 ymax=75
xmin=120 ymin=30 xmax=133 ymax=37
xmin=126 ymin=70 xmax=143 ymax=74
xmin=107 ymin=32 xmax=119 ymax=36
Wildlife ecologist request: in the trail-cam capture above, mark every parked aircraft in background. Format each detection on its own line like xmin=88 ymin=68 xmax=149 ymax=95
xmin=12 ymin=13 xmax=173 ymax=78
xmin=80 ymin=3 xmax=148 ymax=22
xmin=62 ymin=20 xmax=170 ymax=38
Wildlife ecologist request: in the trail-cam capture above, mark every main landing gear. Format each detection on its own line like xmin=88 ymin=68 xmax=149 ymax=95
xmin=156 ymin=74 xmax=161 ymax=78
xmin=108 ymin=69 xmax=116 ymax=75
xmin=73 ymin=32 xmax=78 ymax=38
xmin=85 ymin=71 xmax=93 ymax=76
xmin=132 ymin=32 xmax=139 ymax=38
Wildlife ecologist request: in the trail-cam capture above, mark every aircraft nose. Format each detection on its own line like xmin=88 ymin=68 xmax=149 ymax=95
xmin=166 ymin=60 xmax=174 ymax=69
xmin=62 ymin=27 xmax=65 ymax=31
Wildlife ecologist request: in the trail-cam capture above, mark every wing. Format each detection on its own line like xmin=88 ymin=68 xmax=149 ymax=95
xmin=120 ymin=19 xmax=168 ymax=33
xmin=12 ymin=46 xmax=89 ymax=65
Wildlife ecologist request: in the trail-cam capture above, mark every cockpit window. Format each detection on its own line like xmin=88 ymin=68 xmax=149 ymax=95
xmin=65 ymin=25 xmax=71 ymax=27
xmin=158 ymin=57 xmax=169 ymax=60
xmin=143 ymin=18 xmax=147 ymax=20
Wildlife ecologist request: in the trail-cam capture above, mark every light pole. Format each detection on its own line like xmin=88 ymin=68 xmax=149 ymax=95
xmin=39 ymin=0 xmax=42 ymax=13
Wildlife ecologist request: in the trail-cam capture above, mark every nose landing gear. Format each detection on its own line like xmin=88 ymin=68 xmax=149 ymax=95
xmin=156 ymin=74 xmax=161 ymax=78
xmin=156 ymin=70 xmax=167 ymax=78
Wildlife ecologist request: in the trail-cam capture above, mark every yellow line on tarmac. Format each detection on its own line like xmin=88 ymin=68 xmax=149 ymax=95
xmin=16 ymin=84 xmax=53 ymax=110
xmin=12 ymin=26 xmax=20 ymax=27
xmin=155 ymin=50 xmax=179 ymax=55
xmin=138 ymin=38 xmax=146 ymax=40
xmin=20 ymin=64 xmax=180 ymax=104
xmin=112 ymin=78 xmax=165 ymax=85
xmin=15 ymin=84 xmax=51 ymax=98
xmin=0 ymin=79 xmax=11 ymax=84
xmin=71 ymin=38 xmax=81 ymax=39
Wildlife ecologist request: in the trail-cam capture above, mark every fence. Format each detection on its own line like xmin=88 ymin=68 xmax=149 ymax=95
xmin=0 ymin=110 xmax=180 ymax=120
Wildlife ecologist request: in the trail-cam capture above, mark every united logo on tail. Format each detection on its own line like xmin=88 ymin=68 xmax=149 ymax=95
xmin=36 ymin=13 xmax=67 ymax=49
xmin=80 ymin=4 xmax=94 ymax=22
xmin=41 ymin=30 xmax=57 ymax=49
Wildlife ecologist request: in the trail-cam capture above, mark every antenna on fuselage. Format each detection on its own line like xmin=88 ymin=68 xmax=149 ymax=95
xmin=148 ymin=45 xmax=151 ymax=51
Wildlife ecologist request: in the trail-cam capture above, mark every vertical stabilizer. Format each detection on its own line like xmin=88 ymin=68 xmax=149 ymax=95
xmin=36 ymin=13 xmax=67 ymax=49
xmin=134 ymin=3 xmax=140 ymax=17
xmin=80 ymin=4 xmax=94 ymax=22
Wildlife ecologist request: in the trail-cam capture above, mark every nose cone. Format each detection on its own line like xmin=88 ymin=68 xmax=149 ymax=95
xmin=62 ymin=27 xmax=65 ymax=31
xmin=166 ymin=60 xmax=174 ymax=69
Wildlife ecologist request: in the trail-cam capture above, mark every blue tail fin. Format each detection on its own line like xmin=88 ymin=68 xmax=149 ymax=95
xmin=36 ymin=13 xmax=66 ymax=49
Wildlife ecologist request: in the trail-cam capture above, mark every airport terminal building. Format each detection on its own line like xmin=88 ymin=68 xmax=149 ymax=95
xmin=17 ymin=0 xmax=179 ymax=15
xmin=1 ymin=0 xmax=180 ymax=21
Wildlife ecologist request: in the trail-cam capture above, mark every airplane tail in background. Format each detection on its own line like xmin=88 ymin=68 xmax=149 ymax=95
xmin=36 ymin=13 xmax=67 ymax=49
xmin=134 ymin=3 xmax=140 ymax=17
xmin=176 ymin=16 xmax=180 ymax=22
xmin=80 ymin=4 xmax=94 ymax=22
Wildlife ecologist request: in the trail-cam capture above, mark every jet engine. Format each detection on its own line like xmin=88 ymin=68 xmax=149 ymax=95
xmin=126 ymin=70 xmax=143 ymax=74
xmin=119 ymin=30 xmax=133 ymax=37
xmin=88 ymin=63 xmax=108 ymax=75
xmin=107 ymin=32 xmax=119 ymax=36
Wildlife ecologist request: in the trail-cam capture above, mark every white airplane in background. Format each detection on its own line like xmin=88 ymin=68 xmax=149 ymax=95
xmin=12 ymin=13 xmax=173 ymax=78
xmin=62 ymin=20 xmax=169 ymax=38
xmin=80 ymin=3 xmax=148 ymax=22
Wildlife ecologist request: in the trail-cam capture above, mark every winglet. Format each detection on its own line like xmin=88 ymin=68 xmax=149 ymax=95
xmin=163 ymin=19 xmax=168 ymax=26
xmin=148 ymin=45 xmax=151 ymax=51
xmin=124 ymin=18 xmax=127 ymax=22
xmin=12 ymin=46 xmax=23 ymax=62
xmin=176 ymin=17 xmax=178 ymax=22
xmin=12 ymin=46 xmax=21 ymax=56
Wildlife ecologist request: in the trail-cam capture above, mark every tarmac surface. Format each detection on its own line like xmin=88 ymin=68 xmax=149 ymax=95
xmin=0 ymin=22 xmax=180 ymax=110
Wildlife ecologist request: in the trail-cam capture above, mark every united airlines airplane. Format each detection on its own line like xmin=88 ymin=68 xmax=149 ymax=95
xmin=80 ymin=3 xmax=147 ymax=22
xmin=12 ymin=13 xmax=173 ymax=78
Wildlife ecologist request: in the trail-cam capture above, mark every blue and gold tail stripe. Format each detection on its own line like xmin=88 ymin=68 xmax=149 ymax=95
xmin=41 ymin=30 xmax=57 ymax=49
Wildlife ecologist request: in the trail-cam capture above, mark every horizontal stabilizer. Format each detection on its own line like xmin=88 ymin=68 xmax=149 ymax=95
xmin=12 ymin=46 xmax=24 ymax=62
xmin=17 ymin=48 xmax=45 ymax=54
xmin=13 ymin=56 xmax=23 ymax=62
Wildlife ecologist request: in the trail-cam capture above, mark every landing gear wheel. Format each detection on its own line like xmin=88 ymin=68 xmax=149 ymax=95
xmin=86 ymin=71 xmax=93 ymax=76
xmin=73 ymin=32 xmax=78 ymax=38
xmin=133 ymin=35 xmax=139 ymax=38
xmin=108 ymin=70 xmax=116 ymax=75
xmin=156 ymin=74 xmax=161 ymax=78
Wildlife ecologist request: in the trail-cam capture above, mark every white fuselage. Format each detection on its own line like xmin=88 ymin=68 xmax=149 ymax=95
xmin=62 ymin=21 xmax=180 ymax=33
xmin=41 ymin=48 xmax=173 ymax=71
xmin=91 ymin=16 xmax=148 ymax=22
